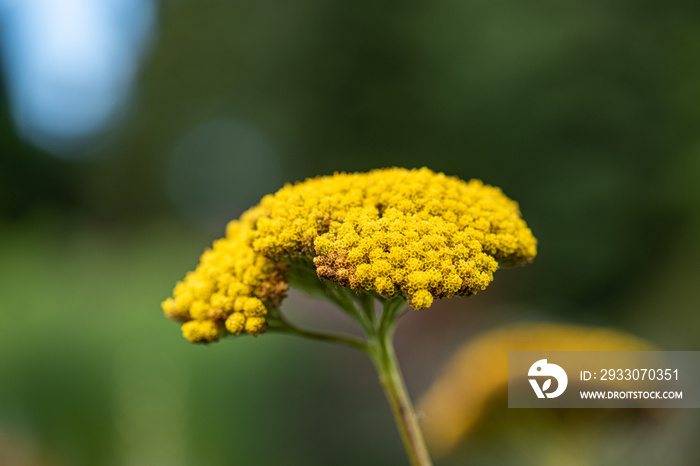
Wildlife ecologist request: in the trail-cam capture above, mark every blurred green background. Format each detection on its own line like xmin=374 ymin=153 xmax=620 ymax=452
xmin=1 ymin=0 xmax=700 ymax=464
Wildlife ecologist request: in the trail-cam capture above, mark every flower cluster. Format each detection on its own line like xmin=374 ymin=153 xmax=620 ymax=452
xmin=162 ymin=167 xmax=537 ymax=342
xmin=161 ymin=220 xmax=287 ymax=342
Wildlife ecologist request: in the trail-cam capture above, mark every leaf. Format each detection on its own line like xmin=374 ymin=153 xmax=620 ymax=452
xmin=542 ymin=379 xmax=552 ymax=392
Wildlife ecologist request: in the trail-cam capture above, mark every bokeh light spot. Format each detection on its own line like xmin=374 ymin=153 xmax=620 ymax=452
xmin=165 ymin=118 xmax=283 ymax=232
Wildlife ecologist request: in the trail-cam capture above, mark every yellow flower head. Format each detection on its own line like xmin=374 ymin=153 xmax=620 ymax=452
xmin=248 ymin=167 xmax=536 ymax=308
xmin=162 ymin=167 xmax=537 ymax=342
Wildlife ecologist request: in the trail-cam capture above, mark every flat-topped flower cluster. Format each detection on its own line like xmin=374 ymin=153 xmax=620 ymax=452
xmin=162 ymin=167 xmax=537 ymax=343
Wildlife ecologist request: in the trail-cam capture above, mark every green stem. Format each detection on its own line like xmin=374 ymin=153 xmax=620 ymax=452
xmin=357 ymin=291 xmax=378 ymax=325
xmin=323 ymin=283 xmax=375 ymax=335
xmin=378 ymin=297 xmax=403 ymax=336
xmin=369 ymin=322 xmax=433 ymax=466
xmin=270 ymin=292 xmax=433 ymax=466
xmin=268 ymin=316 xmax=369 ymax=352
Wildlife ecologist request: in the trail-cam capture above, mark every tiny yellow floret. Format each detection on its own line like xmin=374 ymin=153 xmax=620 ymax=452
xmin=181 ymin=320 xmax=224 ymax=343
xmin=245 ymin=317 xmax=267 ymax=336
xmin=225 ymin=312 xmax=246 ymax=335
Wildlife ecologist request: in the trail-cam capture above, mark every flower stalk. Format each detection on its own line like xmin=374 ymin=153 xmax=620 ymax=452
xmin=270 ymin=288 xmax=433 ymax=466
xmin=267 ymin=314 xmax=369 ymax=352
xmin=368 ymin=309 xmax=433 ymax=466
